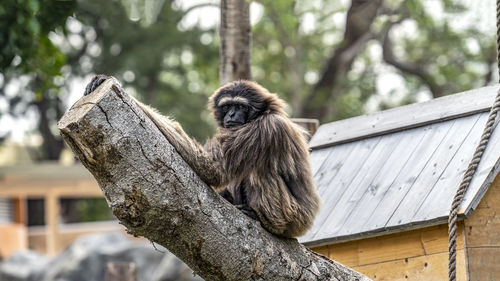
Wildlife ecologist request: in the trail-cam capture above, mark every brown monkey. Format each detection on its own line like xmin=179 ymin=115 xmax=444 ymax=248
xmin=84 ymin=75 xmax=320 ymax=238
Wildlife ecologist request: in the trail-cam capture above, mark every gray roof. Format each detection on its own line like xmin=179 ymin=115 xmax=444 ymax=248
xmin=0 ymin=162 xmax=93 ymax=180
xmin=300 ymin=85 xmax=500 ymax=246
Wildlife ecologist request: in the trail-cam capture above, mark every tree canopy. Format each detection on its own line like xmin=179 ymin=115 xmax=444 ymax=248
xmin=0 ymin=0 xmax=497 ymax=160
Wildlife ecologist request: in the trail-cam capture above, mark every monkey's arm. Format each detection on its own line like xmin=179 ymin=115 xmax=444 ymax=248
xmin=222 ymin=114 xmax=310 ymax=178
xmin=223 ymin=113 xmax=320 ymax=237
xmin=135 ymin=100 xmax=226 ymax=187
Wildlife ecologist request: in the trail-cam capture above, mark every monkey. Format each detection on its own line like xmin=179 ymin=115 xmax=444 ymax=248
xmin=84 ymin=75 xmax=320 ymax=238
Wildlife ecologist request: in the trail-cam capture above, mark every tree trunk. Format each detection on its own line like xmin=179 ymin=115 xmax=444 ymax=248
xmin=57 ymin=78 xmax=370 ymax=281
xmin=300 ymin=0 xmax=382 ymax=120
xmin=34 ymin=90 xmax=64 ymax=160
xmin=219 ymin=0 xmax=252 ymax=85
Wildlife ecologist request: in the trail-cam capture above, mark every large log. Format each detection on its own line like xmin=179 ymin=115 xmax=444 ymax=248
xmin=57 ymin=78 xmax=370 ymax=281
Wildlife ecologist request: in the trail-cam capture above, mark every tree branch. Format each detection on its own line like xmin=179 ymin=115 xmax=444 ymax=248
xmin=301 ymin=0 xmax=382 ymax=119
xmin=380 ymin=20 xmax=444 ymax=98
xmin=482 ymin=49 xmax=497 ymax=86
xmin=257 ymin=0 xmax=306 ymax=114
xmin=57 ymin=78 xmax=371 ymax=281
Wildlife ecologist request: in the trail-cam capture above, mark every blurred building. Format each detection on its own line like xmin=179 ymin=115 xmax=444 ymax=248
xmin=0 ymin=159 xmax=123 ymax=258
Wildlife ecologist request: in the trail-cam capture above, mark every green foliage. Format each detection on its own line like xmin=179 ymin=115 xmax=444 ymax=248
xmin=252 ymin=0 xmax=495 ymax=122
xmin=0 ymin=0 xmax=497 ymax=153
xmin=0 ymin=0 xmax=76 ymax=160
xmin=0 ymin=0 xmax=76 ymax=74
xmin=70 ymin=0 xmax=220 ymax=140
xmin=399 ymin=1 xmax=494 ymax=99
xmin=76 ymin=198 xmax=114 ymax=222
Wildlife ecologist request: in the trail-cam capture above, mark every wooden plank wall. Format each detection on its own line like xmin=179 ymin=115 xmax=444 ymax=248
xmin=0 ymin=224 xmax=27 ymax=258
xmin=312 ymin=224 xmax=468 ymax=281
xmin=464 ymin=172 xmax=500 ymax=281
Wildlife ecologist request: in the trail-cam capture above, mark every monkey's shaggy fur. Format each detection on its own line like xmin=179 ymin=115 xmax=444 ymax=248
xmin=88 ymin=76 xmax=320 ymax=238
xmin=206 ymin=81 xmax=321 ymax=237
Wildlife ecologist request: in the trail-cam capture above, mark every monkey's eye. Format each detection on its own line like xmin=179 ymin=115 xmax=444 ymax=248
xmin=237 ymin=104 xmax=249 ymax=113
xmin=221 ymin=105 xmax=230 ymax=112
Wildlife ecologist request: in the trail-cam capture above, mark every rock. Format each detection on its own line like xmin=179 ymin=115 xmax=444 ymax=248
xmin=39 ymin=232 xmax=163 ymax=281
xmin=0 ymin=232 xmax=202 ymax=281
xmin=0 ymin=250 xmax=51 ymax=281
xmin=152 ymin=254 xmax=204 ymax=281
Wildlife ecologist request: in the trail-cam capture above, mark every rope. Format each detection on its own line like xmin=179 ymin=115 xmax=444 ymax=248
xmin=447 ymin=0 xmax=500 ymax=280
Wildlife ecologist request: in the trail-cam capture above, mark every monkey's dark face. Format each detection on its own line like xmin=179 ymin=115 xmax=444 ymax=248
xmin=220 ymin=102 xmax=250 ymax=128
xmin=212 ymin=81 xmax=269 ymax=128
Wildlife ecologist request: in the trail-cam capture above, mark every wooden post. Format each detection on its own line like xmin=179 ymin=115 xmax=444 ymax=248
xmin=44 ymin=192 xmax=59 ymax=255
xmin=12 ymin=196 xmax=27 ymax=224
xmin=291 ymin=118 xmax=320 ymax=140
xmin=105 ymin=262 xmax=137 ymax=281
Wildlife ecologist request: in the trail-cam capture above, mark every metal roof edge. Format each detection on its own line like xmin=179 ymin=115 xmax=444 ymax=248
xmin=462 ymin=149 xmax=500 ymax=217
xmin=310 ymin=84 xmax=500 ymax=150
xmin=300 ymin=215 xmax=467 ymax=247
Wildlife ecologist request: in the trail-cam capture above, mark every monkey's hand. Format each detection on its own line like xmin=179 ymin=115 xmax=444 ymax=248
xmin=219 ymin=190 xmax=258 ymax=219
xmin=235 ymin=204 xmax=258 ymax=220
xmin=84 ymin=74 xmax=110 ymax=96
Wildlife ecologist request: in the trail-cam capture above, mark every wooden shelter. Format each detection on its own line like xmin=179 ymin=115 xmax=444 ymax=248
xmin=301 ymin=85 xmax=500 ymax=280
xmin=0 ymin=163 xmax=122 ymax=257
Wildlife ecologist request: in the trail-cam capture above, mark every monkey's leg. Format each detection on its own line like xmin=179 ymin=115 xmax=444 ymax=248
xmin=219 ymin=184 xmax=258 ymax=220
xmin=235 ymin=204 xmax=258 ymax=220
xmin=252 ymin=210 xmax=288 ymax=237
xmin=220 ymin=192 xmax=258 ymax=220
xmin=219 ymin=189 xmax=235 ymax=204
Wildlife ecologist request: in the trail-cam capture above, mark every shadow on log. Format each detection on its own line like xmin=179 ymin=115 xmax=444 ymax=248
xmin=57 ymin=77 xmax=371 ymax=281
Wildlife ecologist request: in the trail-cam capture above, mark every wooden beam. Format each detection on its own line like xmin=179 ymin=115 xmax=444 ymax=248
xmin=465 ymin=173 xmax=500 ymax=280
xmin=0 ymin=182 xmax=102 ymax=197
xmin=311 ymin=224 xmax=468 ymax=281
xmin=12 ymin=196 xmax=26 ymax=224
xmin=219 ymin=0 xmax=251 ymax=84
xmin=44 ymin=192 xmax=59 ymax=255
xmin=353 ymin=250 xmax=468 ymax=281
xmin=311 ymin=223 xmax=465 ymax=267
xmin=291 ymin=118 xmax=320 ymax=140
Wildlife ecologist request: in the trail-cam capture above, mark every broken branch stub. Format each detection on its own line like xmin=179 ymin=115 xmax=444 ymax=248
xmin=57 ymin=78 xmax=371 ymax=281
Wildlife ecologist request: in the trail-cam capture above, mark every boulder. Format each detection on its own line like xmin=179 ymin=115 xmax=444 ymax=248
xmin=0 ymin=250 xmax=51 ymax=281
xmin=0 ymin=232 xmax=203 ymax=281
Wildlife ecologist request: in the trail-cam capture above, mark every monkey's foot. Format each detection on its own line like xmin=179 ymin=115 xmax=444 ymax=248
xmin=236 ymin=204 xmax=258 ymax=220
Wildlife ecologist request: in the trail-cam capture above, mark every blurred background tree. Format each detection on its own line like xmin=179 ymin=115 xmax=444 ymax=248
xmin=0 ymin=0 xmax=76 ymax=160
xmin=0 ymin=0 xmax=497 ymax=161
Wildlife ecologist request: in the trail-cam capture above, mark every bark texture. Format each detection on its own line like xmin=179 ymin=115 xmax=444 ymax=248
xmin=57 ymin=78 xmax=371 ymax=281
xmin=219 ymin=0 xmax=252 ymax=85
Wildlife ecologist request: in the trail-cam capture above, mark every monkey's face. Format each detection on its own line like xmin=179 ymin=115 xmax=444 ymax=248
xmin=211 ymin=81 xmax=273 ymax=128
xmin=221 ymin=103 xmax=250 ymax=128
